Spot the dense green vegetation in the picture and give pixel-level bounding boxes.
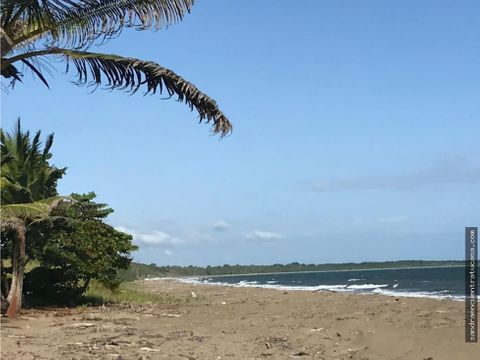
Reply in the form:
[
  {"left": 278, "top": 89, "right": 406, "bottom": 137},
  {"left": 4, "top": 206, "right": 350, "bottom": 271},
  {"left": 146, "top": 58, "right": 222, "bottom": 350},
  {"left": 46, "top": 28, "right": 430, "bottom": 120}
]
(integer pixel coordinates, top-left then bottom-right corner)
[
  {"left": 1, "top": 121, "right": 137, "bottom": 314},
  {"left": 23, "top": 192, "right": 137, "bottom": 305},
  {"left": 121, "top": 260, "right": 465, "bottom": 279}
]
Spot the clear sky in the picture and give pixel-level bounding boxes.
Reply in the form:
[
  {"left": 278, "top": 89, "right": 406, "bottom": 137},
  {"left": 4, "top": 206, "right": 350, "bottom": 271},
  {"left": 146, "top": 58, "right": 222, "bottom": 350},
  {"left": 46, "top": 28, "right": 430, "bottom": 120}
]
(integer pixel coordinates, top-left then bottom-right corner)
[{"left": 1, "top": 0, "right": 479, "bottom": 266}]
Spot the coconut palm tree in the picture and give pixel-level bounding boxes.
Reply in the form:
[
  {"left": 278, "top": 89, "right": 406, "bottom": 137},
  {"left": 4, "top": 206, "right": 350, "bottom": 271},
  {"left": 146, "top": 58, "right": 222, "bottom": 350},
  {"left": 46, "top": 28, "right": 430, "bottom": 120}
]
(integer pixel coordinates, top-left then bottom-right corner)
[
  {"left": 0, "top": 0, "right": 232, "bottom": 136},
  {"left": 1, "top": 197, "right": 71, "bottom": 317},
  {"left": 1, "top": 120, "right": 69, "bottom": 317}
]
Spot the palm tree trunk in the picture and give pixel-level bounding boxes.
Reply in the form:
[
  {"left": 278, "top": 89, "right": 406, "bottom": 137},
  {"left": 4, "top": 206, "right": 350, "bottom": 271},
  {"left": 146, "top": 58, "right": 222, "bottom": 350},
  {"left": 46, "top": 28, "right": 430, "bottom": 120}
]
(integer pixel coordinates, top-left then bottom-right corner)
[
  {"left": 1, "top": 260, "right": 10, "bottom": 313},
  {"left": 5, "top": 221, "right": 26, "bottom": 318}
]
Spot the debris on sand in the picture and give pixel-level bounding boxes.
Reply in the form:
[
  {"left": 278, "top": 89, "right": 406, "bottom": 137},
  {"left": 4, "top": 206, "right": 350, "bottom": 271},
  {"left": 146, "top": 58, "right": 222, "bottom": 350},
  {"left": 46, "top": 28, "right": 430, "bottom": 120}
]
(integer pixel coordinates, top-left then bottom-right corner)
[
  {"left": 68, "top": 322, "right": 95, "bottom": 328},
  {"left": 140, "top": 347, "right": 160, "bottom": 352},
  {"left": 161, "top": 313, "right": 182, "bottom": 318}
]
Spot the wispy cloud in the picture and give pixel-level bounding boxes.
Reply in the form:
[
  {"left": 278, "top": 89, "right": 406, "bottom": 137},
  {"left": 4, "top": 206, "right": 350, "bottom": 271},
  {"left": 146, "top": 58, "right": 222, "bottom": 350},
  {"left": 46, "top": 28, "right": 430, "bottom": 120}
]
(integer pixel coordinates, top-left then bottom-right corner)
[
  {"left": 246, "top": 230, "right": 283, "bottom": 242},
  {"left": 377, "top": 216, "right": 408, "bottom": 223},
  {"left": 312, "top": 160, "right": 480, "bottom": 192},
  {"left": 116, "top": 226, "right": 184, "bottom": 247},
  {"left": 212, "top": 220, "right": 232, "bottom": 231}
]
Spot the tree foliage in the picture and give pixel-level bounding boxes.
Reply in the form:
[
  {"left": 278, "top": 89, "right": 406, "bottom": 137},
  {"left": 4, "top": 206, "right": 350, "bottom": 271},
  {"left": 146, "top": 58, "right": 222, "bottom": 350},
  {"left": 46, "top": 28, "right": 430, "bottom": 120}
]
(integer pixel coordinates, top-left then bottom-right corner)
[
  {"left": 1, "top": 121, "right": 137, "bottom": 313},
  {"left": 1, "top": 119, "right": 66, "bottom": 204},
  {"left": 24, "top": 192, "right": 138, "bottom": 304},
  {"left": 1, "top": 120, "right": 70, "bottom": 316}
]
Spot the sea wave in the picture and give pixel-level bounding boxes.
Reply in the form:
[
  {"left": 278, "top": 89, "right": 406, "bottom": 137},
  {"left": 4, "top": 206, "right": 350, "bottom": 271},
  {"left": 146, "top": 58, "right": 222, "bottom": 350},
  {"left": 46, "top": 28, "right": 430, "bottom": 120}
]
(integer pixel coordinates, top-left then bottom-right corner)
[
  {"left": 371, "top": 288, "right": 464, "bottom": 301},
  {"left": 176, "top": 277, "right": 350, "bottom": 292},
  {"left": 172, "top": 277, "right": 468, "bottom": 301}
]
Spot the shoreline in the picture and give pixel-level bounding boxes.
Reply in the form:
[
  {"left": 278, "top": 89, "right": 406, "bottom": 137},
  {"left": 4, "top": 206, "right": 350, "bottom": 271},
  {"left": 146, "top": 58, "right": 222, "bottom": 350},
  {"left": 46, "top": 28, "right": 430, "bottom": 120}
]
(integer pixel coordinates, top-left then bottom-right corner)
[
  {"left": 2, "top": 277, "right": 477, "bottom": 359},
  {"left": 170, "top": 278, "right": 467, "bottom": 302},
  {"left": 147, "top": 267, "right": 468, "bottom": 302}
]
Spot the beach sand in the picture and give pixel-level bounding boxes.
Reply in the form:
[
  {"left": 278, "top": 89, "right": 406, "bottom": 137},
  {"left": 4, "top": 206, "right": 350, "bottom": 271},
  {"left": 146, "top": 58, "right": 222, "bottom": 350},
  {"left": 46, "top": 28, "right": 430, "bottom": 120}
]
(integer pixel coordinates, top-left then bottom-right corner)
[{"left": 1, "top": 279, "right": 478, "bottom": 359}]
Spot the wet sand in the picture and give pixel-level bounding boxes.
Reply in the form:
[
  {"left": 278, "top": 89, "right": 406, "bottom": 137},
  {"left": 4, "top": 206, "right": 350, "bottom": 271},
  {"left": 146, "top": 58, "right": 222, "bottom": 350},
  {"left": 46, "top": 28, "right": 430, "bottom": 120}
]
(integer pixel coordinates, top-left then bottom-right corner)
[{"left": 1, "top": 279, "right": 478, "bottom": 359}]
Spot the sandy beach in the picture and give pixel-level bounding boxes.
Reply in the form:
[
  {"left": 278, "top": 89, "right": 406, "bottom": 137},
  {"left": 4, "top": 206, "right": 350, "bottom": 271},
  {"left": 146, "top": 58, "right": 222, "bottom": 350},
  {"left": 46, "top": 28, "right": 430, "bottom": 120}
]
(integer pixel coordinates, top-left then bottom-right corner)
[{"left": 1, "top": 279, "right": 478, "bottom": 359}]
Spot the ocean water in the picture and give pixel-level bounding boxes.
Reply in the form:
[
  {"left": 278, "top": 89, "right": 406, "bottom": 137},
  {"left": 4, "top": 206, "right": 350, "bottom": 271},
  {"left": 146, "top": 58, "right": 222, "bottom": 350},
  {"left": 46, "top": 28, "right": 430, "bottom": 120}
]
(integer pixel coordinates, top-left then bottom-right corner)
[{"left": 177, "top": 266, "right": 477, "bottom": 301}]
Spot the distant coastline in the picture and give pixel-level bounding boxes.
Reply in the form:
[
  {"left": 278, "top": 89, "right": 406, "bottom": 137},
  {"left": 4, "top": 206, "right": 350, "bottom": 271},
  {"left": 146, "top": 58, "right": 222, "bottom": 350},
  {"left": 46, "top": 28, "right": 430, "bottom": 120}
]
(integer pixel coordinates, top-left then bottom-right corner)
[
  {"left": 182, "top": 264, "right": 465, "bottom": 279},
  {"left": 120, "top": 260, "right": 465, "bottom": 281},
  {"left": 172, "top": 264, "right": 471, "bottom": 302}
]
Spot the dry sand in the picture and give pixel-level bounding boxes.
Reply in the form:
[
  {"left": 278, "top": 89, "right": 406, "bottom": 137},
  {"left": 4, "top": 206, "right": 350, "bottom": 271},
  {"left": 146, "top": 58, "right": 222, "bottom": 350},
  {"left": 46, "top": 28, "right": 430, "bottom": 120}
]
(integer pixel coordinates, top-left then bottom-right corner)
[{"left": 1, "top": 279, "right": 478, "bottom": 359}]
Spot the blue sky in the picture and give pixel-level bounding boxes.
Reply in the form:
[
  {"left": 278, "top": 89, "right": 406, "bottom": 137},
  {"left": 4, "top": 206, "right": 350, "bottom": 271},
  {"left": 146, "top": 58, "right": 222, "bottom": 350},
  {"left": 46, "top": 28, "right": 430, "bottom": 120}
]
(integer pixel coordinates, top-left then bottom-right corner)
[{"left": 1, "top": 0, "right": 479, "bottom": 265}]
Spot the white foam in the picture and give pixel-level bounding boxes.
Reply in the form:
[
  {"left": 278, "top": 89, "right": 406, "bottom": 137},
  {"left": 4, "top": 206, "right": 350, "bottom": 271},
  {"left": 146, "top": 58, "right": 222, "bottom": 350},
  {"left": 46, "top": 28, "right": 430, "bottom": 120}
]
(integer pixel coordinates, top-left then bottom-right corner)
[
  {"left": 238, "top": 280, "right": 259, "bottom": 285},
  {"left": 347, "top": 284, "right": 389, "bottom": 290},
  {"left": 166, "top": 277, "right": 469, "bottom": 301},
  {"left": 175, "top": 277, "right": 349, "bottom": 292},
  {"left": 371, "top": 288, "right": 465, "bottom": 301},
  {"left": 347, "top": 278, "right": 363, "bottom": 282}
]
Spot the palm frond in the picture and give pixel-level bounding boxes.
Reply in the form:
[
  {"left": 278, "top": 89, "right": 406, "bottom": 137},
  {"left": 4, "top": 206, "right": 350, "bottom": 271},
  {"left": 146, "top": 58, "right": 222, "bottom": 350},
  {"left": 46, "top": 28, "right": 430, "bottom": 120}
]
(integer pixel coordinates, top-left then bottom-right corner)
[
  {"left": 3, "top": 48, "right": 232, "bottom": 135},
  {"left": 0, "top": 62, "right": 22, "bottom": 82},
  {"left": 7, "top": 0, "right": 195, "bottom": 50},
  {"left": 0, "top": 196, "right": 71, "bottom": 222},
  {"left": 1, "top": 119, "right": 66, "bottom": 203},
  {"left": 1, "top": 201, "right": 51, "bottom": 221},
  {"left": 70, "top": 49, "right": 232, "bottom": 135},
  {"left": 56, "top": 0, "right": 194, "bottom": 49},
  {"left": 1, "top": 148, "right": 15, "bottom": 165},
  {"left": 0, "top": 129, "right": 16, "bottom": 166},
  {"left": 21, "top": 59, "right": 50, "bottom": 87},
  {"left": 43, "top": 133, "right": 54, "bottom": 158},
  {"left": 1, "top": 25, "right": 15, "bottom": 55},
  {"left": 1, "top": 1, "right": 75, "bottom": 30},
  {"left": 1, "top": 176, "right": 33, "bottom": 203}
]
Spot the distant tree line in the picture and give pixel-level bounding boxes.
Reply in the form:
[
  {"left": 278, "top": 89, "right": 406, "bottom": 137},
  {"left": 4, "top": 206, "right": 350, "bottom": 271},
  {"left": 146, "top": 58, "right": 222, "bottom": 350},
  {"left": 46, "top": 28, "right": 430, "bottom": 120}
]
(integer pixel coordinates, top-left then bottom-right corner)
[{"left": 120, "top": 260, "right": 465, "bottom": 280}]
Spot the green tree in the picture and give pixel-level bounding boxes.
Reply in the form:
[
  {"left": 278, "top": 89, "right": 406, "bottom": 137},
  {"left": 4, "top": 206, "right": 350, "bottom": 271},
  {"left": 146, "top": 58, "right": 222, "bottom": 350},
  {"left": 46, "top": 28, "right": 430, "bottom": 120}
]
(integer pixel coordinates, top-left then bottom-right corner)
[
  {"left": 0, "top": 0, "right": 232, "bottom": 136},
  {"left": 24, "top": 192, "right": 138, "bottom": 304}
]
